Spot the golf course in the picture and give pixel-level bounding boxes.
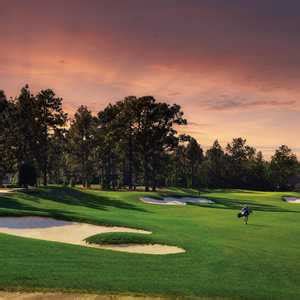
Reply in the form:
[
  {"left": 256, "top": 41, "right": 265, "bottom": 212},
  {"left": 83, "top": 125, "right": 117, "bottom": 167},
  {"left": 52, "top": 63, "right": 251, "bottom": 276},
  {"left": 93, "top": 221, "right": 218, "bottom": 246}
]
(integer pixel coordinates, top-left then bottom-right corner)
[{"left": 0, "top": 187, "right": 299, "bottom": 300}]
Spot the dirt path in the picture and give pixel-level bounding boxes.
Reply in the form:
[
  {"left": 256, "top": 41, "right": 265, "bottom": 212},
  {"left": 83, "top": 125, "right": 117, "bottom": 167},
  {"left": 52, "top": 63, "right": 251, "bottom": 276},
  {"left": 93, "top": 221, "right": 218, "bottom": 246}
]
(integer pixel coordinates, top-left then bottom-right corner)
[{"left": 0, "top": 292, "right": 175, "bottom": 300}]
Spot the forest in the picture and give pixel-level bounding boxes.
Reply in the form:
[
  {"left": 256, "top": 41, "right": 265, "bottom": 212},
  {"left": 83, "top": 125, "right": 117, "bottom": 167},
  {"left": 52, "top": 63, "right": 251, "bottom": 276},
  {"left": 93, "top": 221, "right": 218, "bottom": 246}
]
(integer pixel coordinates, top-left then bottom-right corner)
[{"left": 0, "top": 85, "right": 299, "bottom": 191}]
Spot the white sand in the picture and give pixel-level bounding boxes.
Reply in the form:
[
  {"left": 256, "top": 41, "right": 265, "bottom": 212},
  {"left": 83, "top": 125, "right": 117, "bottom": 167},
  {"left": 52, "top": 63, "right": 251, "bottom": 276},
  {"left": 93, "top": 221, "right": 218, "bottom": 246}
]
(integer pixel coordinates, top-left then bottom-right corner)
[
  {"left": 0, "top": 217, "right": 184, "bottom": 255},
  {"left": 140, "top": 196, "right": 214, "bottom": 206},
  {"left": 0, "top": 189, "right": 13, "bottom": 194},
  {"left": 96, "top": 244, "right": 185, "bottom": 255},
  {"left": 283, "top": 197, "right": 300, "bottom": 203},
  {"left": 0, "top": 188, "right": 35, "bottom": 194}
]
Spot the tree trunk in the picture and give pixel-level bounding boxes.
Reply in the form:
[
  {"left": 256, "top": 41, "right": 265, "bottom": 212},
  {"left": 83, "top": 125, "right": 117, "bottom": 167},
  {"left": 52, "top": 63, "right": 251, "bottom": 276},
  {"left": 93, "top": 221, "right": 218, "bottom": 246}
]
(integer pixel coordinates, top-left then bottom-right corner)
[
  {"left": 42, "top": 121, "right": 48, "bottom": 186},
  {"left": 191, "top": 164, "right": 194, "bottom": 188},
  {"left": 111, "top": 152, "right": 117, "bottom": 190},
  {"left": 127, "top": 135, "right": 133, "bottom": 190},
  {"left": 144, "top": 156, "right": 149, "bottom": 192},
  {"left": 43, "top": 165, "right": 47, "bottom": 186}
]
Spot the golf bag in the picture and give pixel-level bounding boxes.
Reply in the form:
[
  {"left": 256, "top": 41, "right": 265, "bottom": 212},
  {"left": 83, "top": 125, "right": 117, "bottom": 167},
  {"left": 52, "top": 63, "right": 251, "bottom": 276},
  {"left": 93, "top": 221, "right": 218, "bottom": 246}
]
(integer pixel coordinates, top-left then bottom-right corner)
[{"left": 237, "top": 207, "right": 252, "bottom": 218}]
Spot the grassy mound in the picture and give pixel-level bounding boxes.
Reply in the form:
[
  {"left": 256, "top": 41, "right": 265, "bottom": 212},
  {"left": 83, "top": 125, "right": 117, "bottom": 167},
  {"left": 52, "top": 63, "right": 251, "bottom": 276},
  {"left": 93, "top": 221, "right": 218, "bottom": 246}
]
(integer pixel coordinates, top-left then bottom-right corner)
[{"left": 85, "top": 232, "right": 157, "bottom": 245}]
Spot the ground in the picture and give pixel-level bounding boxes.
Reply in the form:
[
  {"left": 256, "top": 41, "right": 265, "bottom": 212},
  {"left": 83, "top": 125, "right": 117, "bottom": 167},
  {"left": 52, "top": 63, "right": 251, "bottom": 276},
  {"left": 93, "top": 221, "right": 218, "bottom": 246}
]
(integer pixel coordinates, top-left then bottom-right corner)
[{"left": 0, "top": 187, "right": 299, "bottom": 300}]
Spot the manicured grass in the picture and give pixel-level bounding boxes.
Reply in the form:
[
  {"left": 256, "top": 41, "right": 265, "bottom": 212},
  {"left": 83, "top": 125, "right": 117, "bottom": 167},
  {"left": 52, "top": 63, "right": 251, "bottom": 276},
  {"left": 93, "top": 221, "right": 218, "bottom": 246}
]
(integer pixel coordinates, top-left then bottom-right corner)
[
  {"left": 85, "top": 232, "right": 157, "bottom": 245},
  {"left": 0, "top": 187, "right": 300, "bottom": 299}
]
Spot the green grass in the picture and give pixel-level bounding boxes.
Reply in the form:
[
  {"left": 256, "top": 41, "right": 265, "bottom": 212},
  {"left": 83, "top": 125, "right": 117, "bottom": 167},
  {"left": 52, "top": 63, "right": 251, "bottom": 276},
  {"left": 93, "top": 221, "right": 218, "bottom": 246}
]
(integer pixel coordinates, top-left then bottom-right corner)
[
  {"left": 85, "top": 232, "right": 157, "bottom": 245},
  {"left": 0, "top": 186, "right": 300, "bottom": 299}
]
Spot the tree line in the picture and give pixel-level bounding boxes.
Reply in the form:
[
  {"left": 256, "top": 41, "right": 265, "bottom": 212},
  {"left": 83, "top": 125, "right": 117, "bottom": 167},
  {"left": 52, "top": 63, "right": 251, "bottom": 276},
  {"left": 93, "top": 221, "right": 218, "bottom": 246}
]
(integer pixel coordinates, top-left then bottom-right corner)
[{"left": 0, "top": 85, "right": 299, "bottom": 191}]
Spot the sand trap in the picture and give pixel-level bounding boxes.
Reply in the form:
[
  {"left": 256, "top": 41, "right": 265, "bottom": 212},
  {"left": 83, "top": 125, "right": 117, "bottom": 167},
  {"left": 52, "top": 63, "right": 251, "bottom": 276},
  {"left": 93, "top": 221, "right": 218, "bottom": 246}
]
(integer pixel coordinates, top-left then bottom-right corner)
[
  {"left": 141, "top": 196, "right": 214, "bottom": 206},
  {"left": 0, "top": 187, "right": 35, "bottom": 194},
  {"left": 97, "top": 244, "right": 185, "bottom": 255},
  {"left": 0, "top": 189, "right": 13, "bottom": 194},
  {"left": 283, "top": 197, "right": 300, "bottom": 203},
  {"left": 0, "top": 217, "right": 184, "bottom": 255}
]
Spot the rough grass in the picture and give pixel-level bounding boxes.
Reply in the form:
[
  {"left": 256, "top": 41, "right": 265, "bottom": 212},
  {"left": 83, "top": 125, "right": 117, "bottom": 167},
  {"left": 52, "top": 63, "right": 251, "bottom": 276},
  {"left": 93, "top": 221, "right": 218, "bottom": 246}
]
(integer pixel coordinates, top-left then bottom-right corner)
[
  {"left": 0, "top": 186, "right": 299, "bottom": 299},
  {"left": 85, "top": 232, "right": 157, "bottom": 245}
]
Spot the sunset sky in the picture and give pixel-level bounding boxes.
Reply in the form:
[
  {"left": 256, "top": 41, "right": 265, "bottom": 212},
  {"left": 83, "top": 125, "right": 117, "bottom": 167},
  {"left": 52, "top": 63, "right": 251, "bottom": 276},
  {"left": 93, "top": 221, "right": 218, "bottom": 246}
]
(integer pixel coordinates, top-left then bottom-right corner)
[{"left": 1, "top": 0, "right": 300, "bottom": 158}]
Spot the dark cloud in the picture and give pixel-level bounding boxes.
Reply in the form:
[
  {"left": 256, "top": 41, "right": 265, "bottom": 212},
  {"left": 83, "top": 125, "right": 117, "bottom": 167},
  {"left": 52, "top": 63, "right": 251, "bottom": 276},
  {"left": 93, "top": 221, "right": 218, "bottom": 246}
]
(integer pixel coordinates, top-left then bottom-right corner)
[
  {"left": 2, "top": 0, "right": 300, "bottom": 89},
  {"left": 185, "top": 122, "right": 211, "bottom": 127}
]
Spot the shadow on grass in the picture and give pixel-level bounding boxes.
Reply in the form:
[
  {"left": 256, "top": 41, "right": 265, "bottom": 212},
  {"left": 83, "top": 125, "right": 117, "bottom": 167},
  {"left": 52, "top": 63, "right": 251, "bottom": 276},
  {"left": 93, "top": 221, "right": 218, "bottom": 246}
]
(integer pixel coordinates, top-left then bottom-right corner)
[
  {"left": 159, "top": 188, "right": 299, "bottom": 213},
  {"left": 198, "top": 188, "right": 271, "bottom": 194},
  {"left": 19, "top": 187, "right": 148, "bottom": 213},
  {"left": 0, "top": 195, "right": 67, "bottom": 220},
  {"left": 0, "top": 193, "right": 148, "bottom": 228},
  {"left": 188, "top": 197, "right": 299, "bottom": 213},
  {"left": 159, "top": 187, "right": 271, "bottom": 197},
  {"left": 147, "top": 189, "right": 297, "bottom": 213},
  {"left": 0, "top": 187, "right": 150, "bottom": 227},
  {"left": 0, "top": 195, "right": 37, "bottom": 211}
]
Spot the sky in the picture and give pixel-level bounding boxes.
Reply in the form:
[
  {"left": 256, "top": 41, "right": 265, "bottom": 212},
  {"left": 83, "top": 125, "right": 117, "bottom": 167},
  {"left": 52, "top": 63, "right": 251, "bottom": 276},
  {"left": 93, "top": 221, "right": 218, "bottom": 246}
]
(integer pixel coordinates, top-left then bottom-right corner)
[{"left": 1, "top": 0, "right": 300, "bottom": 158}]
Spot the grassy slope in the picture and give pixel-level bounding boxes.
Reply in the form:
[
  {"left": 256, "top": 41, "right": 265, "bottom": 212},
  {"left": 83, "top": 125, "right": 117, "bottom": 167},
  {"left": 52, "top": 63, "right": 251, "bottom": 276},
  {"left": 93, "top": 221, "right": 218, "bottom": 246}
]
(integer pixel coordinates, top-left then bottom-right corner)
[
  {"left": 0, "top": 187, "right": 299, "bottom": 300},
  {"left": 85, "top": 232, "right": 159, "bottom": 245}
]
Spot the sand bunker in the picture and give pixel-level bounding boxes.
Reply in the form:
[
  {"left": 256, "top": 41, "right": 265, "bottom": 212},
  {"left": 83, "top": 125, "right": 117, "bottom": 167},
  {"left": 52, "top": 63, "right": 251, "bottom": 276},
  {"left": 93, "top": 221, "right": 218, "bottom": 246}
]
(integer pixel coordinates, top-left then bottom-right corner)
[
  {"left": 97, "top": 244, "right": 185, "bottom": 255},
  {"left": 283, "top": 197, "right": 300, "bottom": 203},
  {"left": 0, "top": 217, "right": 184, "bottom": 255},
  {"left": 141, "top": 196, "right": 214, "bottom": 206},
  {"left": 0, "top": 189, "right": 13, "bottom": 194},
  {"left": 0, "top": 187, "right": 35, "bottom": 194}
]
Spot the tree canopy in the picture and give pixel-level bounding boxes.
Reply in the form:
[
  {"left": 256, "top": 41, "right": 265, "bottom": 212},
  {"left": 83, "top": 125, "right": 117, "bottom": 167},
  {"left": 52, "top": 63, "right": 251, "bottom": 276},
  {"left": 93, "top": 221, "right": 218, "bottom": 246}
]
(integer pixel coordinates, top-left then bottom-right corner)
[{"left": 0, "top": 85, "right": 299, "bottom": 191}]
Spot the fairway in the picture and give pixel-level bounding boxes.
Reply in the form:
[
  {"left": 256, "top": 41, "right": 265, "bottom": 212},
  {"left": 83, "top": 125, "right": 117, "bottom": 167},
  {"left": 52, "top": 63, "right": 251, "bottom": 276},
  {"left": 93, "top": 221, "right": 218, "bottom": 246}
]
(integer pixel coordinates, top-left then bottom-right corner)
[{"left": 0, "top": 187, "right": 300, "bottom": 300}]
